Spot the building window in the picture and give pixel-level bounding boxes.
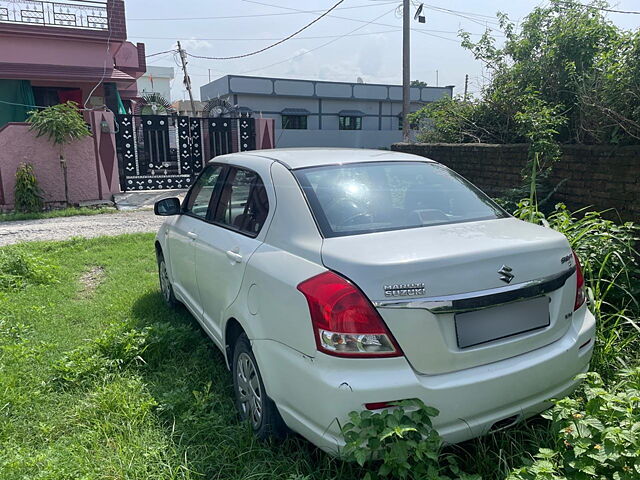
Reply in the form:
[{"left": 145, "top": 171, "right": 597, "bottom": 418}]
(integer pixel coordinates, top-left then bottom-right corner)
[
  {"left": 282, "top": 115, "right": 307, "bottom": 129},
  {"left": 339, "top": 116, "right": 362, "bottom": 130}
]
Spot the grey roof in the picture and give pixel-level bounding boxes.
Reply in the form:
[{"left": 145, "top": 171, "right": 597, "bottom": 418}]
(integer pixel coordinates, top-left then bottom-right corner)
[
  {"left": 281, "top": 108, "right": 311, "bottom": 115},
  {"left": 201, "top": 75, "right": 454, "bottom": 103},
  {"left": 220, "top": 148, "right": 436, "bottom": 170},
  {"left": 338, "top": 109, "right": 366, "bottom": 116}
]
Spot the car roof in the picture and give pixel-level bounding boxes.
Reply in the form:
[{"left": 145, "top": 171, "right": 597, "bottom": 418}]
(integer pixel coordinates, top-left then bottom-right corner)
[{"left": 216, "top": 148, "right": 435, "bottom": 170}]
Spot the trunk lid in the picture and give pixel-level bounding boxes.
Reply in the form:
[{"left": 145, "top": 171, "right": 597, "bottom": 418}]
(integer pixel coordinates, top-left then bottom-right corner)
[{"left": 320, "top": 218, "right": 577, "bottom": 375}]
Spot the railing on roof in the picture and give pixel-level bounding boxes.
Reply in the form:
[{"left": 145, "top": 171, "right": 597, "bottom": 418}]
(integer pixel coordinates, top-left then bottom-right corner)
[{"left": 0, "top": 0, "right": 108, "bottom": 31}]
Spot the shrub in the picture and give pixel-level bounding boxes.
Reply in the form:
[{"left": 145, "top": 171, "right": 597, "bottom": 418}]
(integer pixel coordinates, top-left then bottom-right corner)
[
  {"left": 0, "top": 247, "right": 58, "bottom": 291},
  {"left": 513, "top": 201, "right": 640, "bottom": 375},
  {"left": 14, "top": 163, "right": 43, "bottom": 213},
  {"left": 508, "top": 369, "right": 640, "bottom": 480},
  {"left": 341, "top": 399, "right": 480, "bottom": 480}
]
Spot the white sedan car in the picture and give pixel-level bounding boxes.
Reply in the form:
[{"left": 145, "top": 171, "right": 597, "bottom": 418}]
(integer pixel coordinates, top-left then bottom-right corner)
[{"left": 154, "top": 148, "right": 595, "bottom": 453}]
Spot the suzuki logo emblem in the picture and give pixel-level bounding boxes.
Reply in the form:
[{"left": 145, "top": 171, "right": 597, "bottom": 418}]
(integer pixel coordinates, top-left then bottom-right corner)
[{"left": 498, "top": 265, "right": 515, "bottom": 284}]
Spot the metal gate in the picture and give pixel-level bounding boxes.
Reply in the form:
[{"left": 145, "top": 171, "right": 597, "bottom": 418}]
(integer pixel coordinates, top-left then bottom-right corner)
[{"left": 115, "top": 115, "right": 256, "bottom": 191}]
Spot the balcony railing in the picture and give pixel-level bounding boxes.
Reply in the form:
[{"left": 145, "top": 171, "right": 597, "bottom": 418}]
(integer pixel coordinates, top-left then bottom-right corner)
[{"left": 0, "top": 0, "right": 108, "bottom": 31}]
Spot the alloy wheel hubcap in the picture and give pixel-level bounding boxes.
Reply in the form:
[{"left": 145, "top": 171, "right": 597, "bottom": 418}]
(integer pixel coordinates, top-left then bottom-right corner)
[
  {"left": 159, "top": 260, "right": 171, "bottom": 302},
  {"left": 236, "top": 352, "right": 262, "bottom": 428}
]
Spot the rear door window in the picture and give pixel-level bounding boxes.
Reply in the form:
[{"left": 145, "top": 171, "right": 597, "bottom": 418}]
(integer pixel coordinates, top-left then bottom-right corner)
[{"left": 212, "top": 167, "right": 269, "bottom": 236}]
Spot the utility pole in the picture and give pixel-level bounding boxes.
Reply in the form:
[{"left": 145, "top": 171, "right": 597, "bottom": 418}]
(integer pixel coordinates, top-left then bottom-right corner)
[
  {"left": 177, "top": 41, "right": 197, "bottom": 116},
  {"left": 402, "top": 0, "right": 410, "bottom": 143},
  {"left": 463, "top": 74, "right": 469, "bottom": 101},
  {"left": 436, "top": 69, "right": 439, "bottom": 87}
]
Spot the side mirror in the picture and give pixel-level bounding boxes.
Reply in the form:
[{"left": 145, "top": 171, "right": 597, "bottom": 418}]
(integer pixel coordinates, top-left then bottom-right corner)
[{"left": 154, "top": 197, "right": 181, "bottom": 216}]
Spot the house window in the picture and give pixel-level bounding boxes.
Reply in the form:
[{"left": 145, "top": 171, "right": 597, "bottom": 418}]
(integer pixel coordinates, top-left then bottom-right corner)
[
  {"left": 282, "top": 115, "right": 307, "bottom": 129},
  {"left": 339, "top": 116, "right": 362, "bottom": 130}
]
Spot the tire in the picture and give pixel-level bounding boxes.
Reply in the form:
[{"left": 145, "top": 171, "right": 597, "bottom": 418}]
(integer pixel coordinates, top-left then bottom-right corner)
[
  {"left": 232, "top": 333, "right": 287, "bottom": 440},
  {"left": 157, "top": 251, "right": 178, "bottom": 308}
]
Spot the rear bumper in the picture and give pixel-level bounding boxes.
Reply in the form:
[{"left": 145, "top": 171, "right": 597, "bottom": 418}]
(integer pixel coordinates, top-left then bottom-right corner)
[{"left": 252, "top": 306, "right": 595, "bottom": 454}]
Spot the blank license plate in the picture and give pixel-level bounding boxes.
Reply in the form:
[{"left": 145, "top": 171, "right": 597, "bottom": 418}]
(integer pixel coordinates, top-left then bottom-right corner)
[{"left": 455, "top": 296, "right": 550, "bottom": 348}]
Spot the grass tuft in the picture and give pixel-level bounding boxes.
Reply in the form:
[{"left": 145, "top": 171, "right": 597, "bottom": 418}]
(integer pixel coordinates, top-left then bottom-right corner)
[{"left": 0, "top": 206, "right": 117, "bottom": 222}]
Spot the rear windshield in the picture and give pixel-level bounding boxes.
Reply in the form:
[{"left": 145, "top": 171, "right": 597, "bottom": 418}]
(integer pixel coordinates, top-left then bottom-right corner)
[{"left": 294, "top": 161, "right": 508, "bottom": 238}]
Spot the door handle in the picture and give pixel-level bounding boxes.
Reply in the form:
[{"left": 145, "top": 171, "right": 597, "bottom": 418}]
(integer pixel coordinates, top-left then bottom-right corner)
[
  {"left": 187, "top": 231, "right": 198, "bottom": 240},
  {"left": 226, "top": 249, "right": 243, "bottom": 263}
]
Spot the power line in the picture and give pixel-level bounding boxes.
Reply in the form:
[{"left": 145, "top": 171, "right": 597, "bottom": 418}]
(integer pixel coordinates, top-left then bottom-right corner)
[
  {"left": 558, "top": 1, "right": 640, "bottom": 15},
  {"left": 146, "top": 49, "right": 177, "bottom": 58},
  {"left": 186, "top": 0, "right": 346, "bottom": 60},
  {"left": 128, "top": 26, "right": 499, "bottom": 43},
  {"left": 238, "top": 6, "right": 398, "bottom": 75},
  {"left": 129, "top": 29, "right": 401, "bottom": 42},
  {"left": 128, "top": 1, "right": 397, "bottom": 21},
  {"left": 238, "top": 0, "right": 502, "bottom": 40}
]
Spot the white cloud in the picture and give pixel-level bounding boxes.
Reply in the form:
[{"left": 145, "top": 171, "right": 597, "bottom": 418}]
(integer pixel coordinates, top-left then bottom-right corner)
[{"left": 180, "top": 37, "right": 212, "bottom": 51}]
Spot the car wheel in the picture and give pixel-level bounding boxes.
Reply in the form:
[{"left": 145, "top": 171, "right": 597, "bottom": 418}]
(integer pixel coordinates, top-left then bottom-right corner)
[
  {"left": 232, "top": 333, "right": 286, "bottom": 440},
  {"left": 157, "top": 252, "right": 178, "bottom": 308}
]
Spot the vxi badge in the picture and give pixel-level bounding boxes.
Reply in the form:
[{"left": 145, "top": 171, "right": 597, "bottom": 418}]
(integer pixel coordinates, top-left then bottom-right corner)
[{"left": 383, "top": 283, "right": 426, "bottom": 297}]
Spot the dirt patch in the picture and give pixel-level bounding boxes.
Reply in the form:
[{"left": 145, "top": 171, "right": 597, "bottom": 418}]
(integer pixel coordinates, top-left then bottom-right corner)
[{"left": 78, "top": 266, "right": 106, "bottom": 298}]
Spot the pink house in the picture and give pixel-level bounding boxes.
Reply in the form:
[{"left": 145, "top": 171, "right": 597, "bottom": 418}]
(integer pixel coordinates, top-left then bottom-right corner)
[{"left": 0, "top": 0, "right": 145, "bottom": 209}]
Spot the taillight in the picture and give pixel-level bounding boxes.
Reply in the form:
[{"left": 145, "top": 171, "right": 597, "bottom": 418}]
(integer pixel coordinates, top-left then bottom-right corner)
[
  {"left": 297, "top": 271, "right": 402, "bottom": 358},
  {"left": 573, "top": 250, "right": 586, "bottom": 310}
]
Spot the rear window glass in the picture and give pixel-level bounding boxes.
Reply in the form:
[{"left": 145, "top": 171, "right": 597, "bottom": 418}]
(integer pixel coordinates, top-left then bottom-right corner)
[{"left": 294, "top": 161, "right": 507, "bottom": 238}]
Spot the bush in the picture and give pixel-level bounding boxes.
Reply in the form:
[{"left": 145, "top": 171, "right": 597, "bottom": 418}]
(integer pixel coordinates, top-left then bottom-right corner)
[
  {"left": 341, "top": 399, "right": 480, "bottom": 480},
  {"left": 513, "top": 201, "right": 640, "bottom": 375},
  {"left": 14, "top": 163, "right": 43, "bottom": 213},
  {"left": 508, "top": 369, "right": 640, "bottom": 480},
  {"left": 0, "top": 247, "right": 57, "bottom": 291}
]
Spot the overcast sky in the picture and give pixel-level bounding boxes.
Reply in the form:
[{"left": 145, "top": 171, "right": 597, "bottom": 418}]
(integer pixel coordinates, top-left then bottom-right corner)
[{"left": 125, "top": 1, "right": 640, "bottom": 101}]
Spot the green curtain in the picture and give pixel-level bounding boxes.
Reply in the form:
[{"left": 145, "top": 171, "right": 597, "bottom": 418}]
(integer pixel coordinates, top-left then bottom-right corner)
[
  {"left": 0, "top": 80, "right": 36, "bottom": 128},
  {"left": 115, "top": 88, "right": 126, "bottom": 115}
]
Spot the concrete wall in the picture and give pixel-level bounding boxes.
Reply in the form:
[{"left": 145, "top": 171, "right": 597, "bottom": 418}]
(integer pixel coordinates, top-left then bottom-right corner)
[
  {"left": 0, "top": 111, "right": 120, "bottom": 210},
  {"left": 392, "top": 143, "right": 640, "bottom": 222}
]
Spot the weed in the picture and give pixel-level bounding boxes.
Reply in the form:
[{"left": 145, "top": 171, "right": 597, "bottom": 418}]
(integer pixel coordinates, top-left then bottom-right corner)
[
  {"left": 341, "top": 399, "right": 480, "bottom": 480},
  {"left": 0, "top": 247, "right": 58, "bottom": 291},
  {"left": 14, "top": 163, "right": 43, "bottom": 213},
  {"left": 508, "top": 369, "right": 640, "bottom": 479}
]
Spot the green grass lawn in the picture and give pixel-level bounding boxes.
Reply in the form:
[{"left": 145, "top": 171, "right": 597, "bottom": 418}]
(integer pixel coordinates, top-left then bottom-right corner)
[
  {"left": 0, "top": 234, "right": 584, "bottom": 479},
  {"left": 0, "top": 207, "right": 117, "bottom": 222}
]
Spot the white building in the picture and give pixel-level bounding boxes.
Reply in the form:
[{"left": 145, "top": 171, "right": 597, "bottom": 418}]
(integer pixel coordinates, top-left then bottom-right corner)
[
  {"left": 138, "top": 66, "right": 174, "bottom": 101},
  {"left": 200, "top": 75, "right": 453, "bottom": 149}
]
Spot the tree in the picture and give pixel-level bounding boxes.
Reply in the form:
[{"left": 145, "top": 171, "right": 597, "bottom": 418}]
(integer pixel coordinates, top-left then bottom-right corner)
[
  {"left": 411, "top": 0, "right": 640, "bottom": 146},
  {"left": 27, "top": 102, "right": 91, "bottom": 206},
  {"left": 410, "top": 80, "right": 428, "bottom": 87}
]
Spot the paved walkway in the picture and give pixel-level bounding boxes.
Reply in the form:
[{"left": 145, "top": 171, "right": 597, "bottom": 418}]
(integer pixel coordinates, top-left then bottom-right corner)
[{"left": 0, "top": 210, "right": 165, "bottom": 246}]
